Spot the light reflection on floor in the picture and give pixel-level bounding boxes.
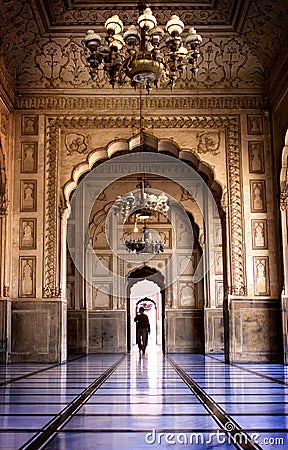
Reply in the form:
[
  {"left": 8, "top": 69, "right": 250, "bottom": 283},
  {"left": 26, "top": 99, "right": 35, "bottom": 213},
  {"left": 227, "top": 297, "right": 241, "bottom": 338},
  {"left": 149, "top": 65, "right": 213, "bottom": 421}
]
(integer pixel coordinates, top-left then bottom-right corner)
[{"left": 0, "top": 347, "right": 288, "bottom": 449}]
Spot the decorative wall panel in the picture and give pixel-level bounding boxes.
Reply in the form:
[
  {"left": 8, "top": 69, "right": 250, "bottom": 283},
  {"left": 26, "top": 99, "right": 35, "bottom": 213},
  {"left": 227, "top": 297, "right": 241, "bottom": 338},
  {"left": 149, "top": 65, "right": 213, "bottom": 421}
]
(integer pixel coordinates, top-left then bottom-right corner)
[
  {"left": 253, "top": 256, "right": 270, "bottom": 296},
  {"left": 66, "top": 281, "right": 75, "bottom": 309},
  {"left": 12, "top": 311, "right": 49, "bottom": 353},
  {"left": 178, "top": 281, "right": 197, "bottom": 308},
  {"left": 21, "top": 115, "right": 38, "bottom": 135},
  {"left": 21, "top": 143, "right": 38, "bottom": 173},
  {"left": 248, "top": 141, "right": 265, "bottom": 173},
  {"left": 19, "top": 257, "right": 36, "bottom": 298},
  {"left": 92, "top": 255, "right": 112, "bottom": 276},
  {"left": 250, "top": 180, "right": 267, "bottom": 213},
  {"left": 215, "top": 281, "right": 224, "bottom": 307},
  {"left": 251, "top": 219, "right": 268, "bottom": 249},
  {"left": 92, "top": 283, "right": 112, "bottom": 309},
  {"left": 19, "top": 219, "right": 36, "bottom": 250},
  {"left": 247, "top": 114, "right": 263, "bottom": 135},
  {"left": 20, "top": 181, "right": 37, "bottom": 212}
]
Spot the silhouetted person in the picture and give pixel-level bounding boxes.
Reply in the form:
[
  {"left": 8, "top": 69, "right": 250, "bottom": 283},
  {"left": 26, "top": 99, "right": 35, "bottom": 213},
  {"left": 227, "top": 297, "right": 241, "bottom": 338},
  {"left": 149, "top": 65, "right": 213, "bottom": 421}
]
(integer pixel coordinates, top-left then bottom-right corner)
[{"left": 134, "top": 306, "right": 150, "bottom": 354}]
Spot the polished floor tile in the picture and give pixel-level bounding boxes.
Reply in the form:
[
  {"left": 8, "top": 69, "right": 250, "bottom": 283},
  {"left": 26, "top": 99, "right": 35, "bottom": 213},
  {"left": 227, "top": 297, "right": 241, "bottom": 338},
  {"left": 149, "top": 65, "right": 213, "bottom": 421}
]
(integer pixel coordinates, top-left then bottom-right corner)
[{"left": 1, "top": 350, "right": 288, "bottom": 449}]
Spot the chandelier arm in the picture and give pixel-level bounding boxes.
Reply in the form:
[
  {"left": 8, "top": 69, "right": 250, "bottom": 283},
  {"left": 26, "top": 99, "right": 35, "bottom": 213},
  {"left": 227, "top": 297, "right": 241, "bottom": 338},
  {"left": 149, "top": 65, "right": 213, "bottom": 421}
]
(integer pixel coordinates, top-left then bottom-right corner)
[{"left": 84, "top": 3, "right": 202, "bottom": 91}]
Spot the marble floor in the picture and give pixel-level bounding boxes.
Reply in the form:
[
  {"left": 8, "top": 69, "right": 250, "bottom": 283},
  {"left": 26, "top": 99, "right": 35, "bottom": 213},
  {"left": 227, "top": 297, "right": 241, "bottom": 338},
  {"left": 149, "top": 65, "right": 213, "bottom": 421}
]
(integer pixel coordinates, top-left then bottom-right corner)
[{"left": 1, "top": 347, "right": 288, "bottom": 449}]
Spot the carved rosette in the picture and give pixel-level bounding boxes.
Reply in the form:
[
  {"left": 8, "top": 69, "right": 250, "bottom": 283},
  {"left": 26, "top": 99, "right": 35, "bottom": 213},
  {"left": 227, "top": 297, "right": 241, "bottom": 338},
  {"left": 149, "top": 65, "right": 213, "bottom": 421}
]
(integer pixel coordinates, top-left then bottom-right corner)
[{"left": 44, "top": 114, "right": 245, "bottom": 298}]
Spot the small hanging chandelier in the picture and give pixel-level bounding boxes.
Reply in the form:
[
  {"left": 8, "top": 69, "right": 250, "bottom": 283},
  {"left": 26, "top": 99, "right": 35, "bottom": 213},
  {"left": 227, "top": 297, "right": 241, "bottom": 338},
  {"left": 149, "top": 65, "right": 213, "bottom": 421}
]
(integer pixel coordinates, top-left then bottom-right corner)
[
  {"left": 113, "top": 178, "right": 168, "bottom": 254},
  {"left": 84, "top": 2, "right": 202, "bottom": 91},
  {"left": 125, "top": 226, "right": 165, "bottom": 254},
  {"left": 113, "top": 178, "right": 169, "bottom": 221}
]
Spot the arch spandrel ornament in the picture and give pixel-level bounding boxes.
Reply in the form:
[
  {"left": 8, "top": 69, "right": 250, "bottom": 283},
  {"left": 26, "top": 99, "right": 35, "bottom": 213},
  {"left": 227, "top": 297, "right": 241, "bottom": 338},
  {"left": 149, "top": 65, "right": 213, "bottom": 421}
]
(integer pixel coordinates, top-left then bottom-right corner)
[{"left": 45, "top": 115, "right": 245, "bottom": 298}]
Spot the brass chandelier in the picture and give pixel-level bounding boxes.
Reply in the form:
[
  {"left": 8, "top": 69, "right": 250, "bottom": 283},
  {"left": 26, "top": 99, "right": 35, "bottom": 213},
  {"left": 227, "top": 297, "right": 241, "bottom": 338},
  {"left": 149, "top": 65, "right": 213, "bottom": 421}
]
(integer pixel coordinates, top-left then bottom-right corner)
[{"left": 84, "top": 2, "right": 202, "bottom": 91}]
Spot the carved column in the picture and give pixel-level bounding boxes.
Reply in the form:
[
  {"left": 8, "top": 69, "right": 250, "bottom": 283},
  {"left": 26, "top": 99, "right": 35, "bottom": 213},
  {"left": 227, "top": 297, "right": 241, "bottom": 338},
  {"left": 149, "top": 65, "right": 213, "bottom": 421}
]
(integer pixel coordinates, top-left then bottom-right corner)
[
  {"left": 281, "top": 189, "right": 288, "bottom": 363},
  {"left": 0, "top": 193, "right": 10, "bottom": 363}
]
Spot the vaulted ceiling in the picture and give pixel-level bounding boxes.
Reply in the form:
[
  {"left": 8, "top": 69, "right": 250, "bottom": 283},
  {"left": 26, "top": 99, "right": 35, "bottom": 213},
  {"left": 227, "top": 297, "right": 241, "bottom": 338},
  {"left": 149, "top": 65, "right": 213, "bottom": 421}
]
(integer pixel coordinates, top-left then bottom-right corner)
[{"left": 1, "top": 0, "right": 288, "bottom": 106}]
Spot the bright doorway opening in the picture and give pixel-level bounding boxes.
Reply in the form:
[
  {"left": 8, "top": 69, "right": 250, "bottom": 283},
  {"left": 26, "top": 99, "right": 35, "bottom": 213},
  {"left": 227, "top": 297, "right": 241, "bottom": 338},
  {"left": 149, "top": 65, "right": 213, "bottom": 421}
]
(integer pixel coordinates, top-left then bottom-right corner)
[{"left": 130, "top": 280, "right": 162, "bottom": 352}]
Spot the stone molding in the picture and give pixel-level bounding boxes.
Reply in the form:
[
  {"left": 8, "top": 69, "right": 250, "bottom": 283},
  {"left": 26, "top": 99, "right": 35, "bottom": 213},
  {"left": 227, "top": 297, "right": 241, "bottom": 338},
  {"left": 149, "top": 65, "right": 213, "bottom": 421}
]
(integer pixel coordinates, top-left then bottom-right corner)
[
  {"left": 15, "top": 95, "right": 265, "bottom": 111},
  {"left": 45, "top": 114, "right": 246, "bottom": 297}
]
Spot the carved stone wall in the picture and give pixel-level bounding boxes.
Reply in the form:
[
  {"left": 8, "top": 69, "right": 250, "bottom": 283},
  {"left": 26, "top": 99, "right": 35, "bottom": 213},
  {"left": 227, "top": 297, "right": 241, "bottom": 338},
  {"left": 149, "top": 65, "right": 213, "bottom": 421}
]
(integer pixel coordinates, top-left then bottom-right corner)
[
  {"left": 2, "top": 0, "right": 287, "bottom": 96},
  {"left": 44, "top": 112, "right": 245, "bottom": 298},
  {"left": 5, "top": 88, "right": 282, "bottom": 362},
  {"left": 0, "top": 0, "right": 287, "bottom": 362}
]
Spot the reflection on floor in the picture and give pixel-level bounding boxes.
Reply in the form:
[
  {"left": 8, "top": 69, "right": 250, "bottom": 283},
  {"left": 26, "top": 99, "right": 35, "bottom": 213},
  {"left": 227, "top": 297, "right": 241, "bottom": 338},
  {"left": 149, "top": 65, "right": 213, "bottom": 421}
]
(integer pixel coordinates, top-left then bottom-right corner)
[{"left": 1, "top": 345, "right": 288, "bottom": 449}]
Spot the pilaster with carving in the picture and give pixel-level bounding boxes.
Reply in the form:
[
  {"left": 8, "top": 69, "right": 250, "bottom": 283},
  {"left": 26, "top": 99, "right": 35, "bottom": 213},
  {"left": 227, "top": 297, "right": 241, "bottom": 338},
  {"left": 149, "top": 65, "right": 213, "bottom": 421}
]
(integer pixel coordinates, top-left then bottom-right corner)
[{"left": 44, "top": 118, "right": 60, "bottom": 297}]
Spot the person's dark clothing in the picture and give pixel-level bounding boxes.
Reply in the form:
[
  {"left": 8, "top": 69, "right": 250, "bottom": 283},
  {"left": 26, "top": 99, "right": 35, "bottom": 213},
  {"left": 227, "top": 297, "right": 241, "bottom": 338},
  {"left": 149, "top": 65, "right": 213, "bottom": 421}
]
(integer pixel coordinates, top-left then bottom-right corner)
[
  {"left": 134, "top": 312, "right": 150, "bottom": 353},
  {"left": 134, "top": 313, "right": 150, "bottom": 332}
]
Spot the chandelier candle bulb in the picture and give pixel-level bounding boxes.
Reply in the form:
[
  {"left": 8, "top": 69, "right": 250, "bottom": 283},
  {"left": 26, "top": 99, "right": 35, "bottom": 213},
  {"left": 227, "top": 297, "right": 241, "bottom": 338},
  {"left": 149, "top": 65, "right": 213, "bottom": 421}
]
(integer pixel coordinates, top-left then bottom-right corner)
[
  {"left": 104, "top": 15, "right": 124, "bottom": 35},
  {"left": 137, "top": 7, "right": 157, "bottom": 31},
  {"left": 166, "top": 15, "right": 185, "bottom": 36}
]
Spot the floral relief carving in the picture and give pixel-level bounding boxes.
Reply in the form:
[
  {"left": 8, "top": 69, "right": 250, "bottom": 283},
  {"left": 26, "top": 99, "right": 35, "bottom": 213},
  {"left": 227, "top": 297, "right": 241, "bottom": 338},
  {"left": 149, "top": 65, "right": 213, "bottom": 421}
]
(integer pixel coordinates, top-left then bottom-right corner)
[
  {"left": 2, "top": 0, "right": 286, "bottom": 92},
  {"left": 44, "top": 119, "right": 59, "bottom": 297},
  {"left": 0, "top": 0, "right": 264, "bottom": 92},
  {"left": 243, "top": 0, "right": 288, "bottom": 70},
  {"left": 65, "top": 133, "right": 88, "bottom": 155},
  {"left": 39, "top": 1, "right": 232, "bottom": 27},
  {"left": 14, "top": 34, "right": 264, "bottom": 90},
  {"left": 196, "top": 130, "right": 221, "bottom": 155}
]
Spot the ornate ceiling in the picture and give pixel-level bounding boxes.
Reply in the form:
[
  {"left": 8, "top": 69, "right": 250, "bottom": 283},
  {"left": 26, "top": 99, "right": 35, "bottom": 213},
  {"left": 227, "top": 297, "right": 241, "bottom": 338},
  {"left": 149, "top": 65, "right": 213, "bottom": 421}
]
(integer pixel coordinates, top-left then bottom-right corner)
[{"left": 0, "top": 0, "right": 288, "bottom": 100}]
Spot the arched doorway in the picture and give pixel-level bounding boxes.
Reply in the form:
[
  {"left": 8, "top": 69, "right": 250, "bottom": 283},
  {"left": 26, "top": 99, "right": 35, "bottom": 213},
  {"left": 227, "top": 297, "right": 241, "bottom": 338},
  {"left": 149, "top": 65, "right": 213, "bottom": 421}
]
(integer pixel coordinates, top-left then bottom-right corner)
[
  {"left": 127, "top": 266, "right": 165, "bottom": 353},
  {"left": 64, "top": 146, "right": 225, "bottom": 357},
  {"left": 135, "top": 297, "right": 159, "bottom": 348}
]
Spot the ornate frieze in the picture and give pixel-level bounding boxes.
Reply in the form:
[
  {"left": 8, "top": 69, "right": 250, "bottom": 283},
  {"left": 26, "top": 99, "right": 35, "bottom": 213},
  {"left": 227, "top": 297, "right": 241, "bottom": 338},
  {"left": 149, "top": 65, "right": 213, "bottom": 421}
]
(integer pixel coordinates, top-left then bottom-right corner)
[{"left": 15, "top": 95, "right": 265, "bottom": 111}]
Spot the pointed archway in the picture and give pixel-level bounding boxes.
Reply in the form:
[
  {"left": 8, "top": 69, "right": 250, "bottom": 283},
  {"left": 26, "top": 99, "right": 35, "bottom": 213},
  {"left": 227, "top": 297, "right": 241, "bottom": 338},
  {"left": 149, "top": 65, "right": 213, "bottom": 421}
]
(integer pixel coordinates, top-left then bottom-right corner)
[
  {"left": 61, "top": 135, "right": 226, "bottom": 357},
  {"left": 127, "top": 266, "right": 165, "bottom": 353}
]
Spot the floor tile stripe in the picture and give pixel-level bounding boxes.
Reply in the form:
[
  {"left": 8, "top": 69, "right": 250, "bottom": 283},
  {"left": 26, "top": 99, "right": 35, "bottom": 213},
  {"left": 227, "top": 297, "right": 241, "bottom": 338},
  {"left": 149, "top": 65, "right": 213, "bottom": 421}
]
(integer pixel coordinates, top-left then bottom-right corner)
[
  {"left": 18, "top": 355, "right": 125, "bottom": 450},
  {"left": 168, "top": 355, "right": 263, "bottom": 450}
]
